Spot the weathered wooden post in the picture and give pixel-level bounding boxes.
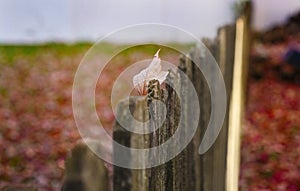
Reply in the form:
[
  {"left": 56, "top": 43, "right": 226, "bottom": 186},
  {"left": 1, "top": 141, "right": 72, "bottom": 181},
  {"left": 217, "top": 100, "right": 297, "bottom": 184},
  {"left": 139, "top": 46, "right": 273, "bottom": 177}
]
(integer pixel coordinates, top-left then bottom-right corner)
[
  {"left": 99, "top": 4, "right": 252, "bottom": 189},
  {"left": 62, "top": 3, "right": 253, "bottom": 190},
  {"left": 61, "top": 142, "right": 109, "bottom": 191},
  {"left": 226, "top": 2, "right": 251, "bottom": 191},
  {"left": 211, "top": 24, "right": 236, "bottom": 191},
  {"left": 112, "top": 36, "right": 237, "bottom": 191},
  {"left": 113, "top": 80, "right": 167, "bottom": 191},
  {"left": 148, "top": 80, "right": 171, "bottom": 191},
  {"left": 113, "top": 96, "right": 150, "bottom": 191}
]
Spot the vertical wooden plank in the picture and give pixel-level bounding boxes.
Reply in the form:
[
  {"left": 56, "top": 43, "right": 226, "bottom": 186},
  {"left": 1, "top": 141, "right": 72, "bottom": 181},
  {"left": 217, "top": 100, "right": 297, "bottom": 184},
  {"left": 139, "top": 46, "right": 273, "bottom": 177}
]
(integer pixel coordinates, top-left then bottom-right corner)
[
  {"left": 226, "top": 2, "right": 251, "bottom": 191},
  {"left": 178, "top": 54, "right": 196, "bottom": 191},
  {"left": 163, "top": 73, "right": 176, "bottom": 191},
  {"left": 62, "top": 142, "right": 109, "bottom": 191},
  {"left": 167, "top": 66, "right": 184, "bottom": 191},
  {"left": 211, "top": 25, "right": 236, "bottom": 191},
  {"left": 113, "top": 96, "right": 150, "bottom": 191},
  {"left": 190, "top": 47, "right": 202, "bottom": 191},
  {"left": 200, "top": 39, "right": 217, "bottom": 191},
  {"left": 113, "top": 99, "right": 134, "bottom": 191},
  {"left": 131, "top": 97, "right": 150, "bottom": 191},
  {"left": 148, "top": 80, "right": 169, "bottom": 191},
  {"left": 184, "top": 53, "right": 197, "bottom": 191}
]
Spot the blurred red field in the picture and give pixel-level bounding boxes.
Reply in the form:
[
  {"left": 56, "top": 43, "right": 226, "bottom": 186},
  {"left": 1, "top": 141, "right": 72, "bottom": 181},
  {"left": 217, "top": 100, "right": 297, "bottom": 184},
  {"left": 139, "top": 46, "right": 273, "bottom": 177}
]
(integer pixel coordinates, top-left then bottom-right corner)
[
  {"left": 240, "top": 31, "right": 300, "bottom": 190},
  {"left": 0, "top": 43, "right": 184, "bottom": 190}
]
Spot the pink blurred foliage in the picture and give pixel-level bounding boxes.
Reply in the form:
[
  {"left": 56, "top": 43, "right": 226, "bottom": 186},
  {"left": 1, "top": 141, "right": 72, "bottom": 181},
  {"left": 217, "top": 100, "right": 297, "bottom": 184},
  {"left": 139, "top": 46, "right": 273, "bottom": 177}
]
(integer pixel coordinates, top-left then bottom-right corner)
[
  {"left": 0, "top": 51, "right": 116, "bottom": 190},
  {"left": 0, "top": 46, "right": 180, "bottom": 191},
  {"left": 240, "top": 34, "right": 300, "bottom": 190}
]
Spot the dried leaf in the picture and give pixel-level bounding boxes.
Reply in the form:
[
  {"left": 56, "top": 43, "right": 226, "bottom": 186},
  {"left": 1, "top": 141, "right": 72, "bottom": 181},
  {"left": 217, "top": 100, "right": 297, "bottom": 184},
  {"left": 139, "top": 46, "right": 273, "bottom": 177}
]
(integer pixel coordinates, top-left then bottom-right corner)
[{"left": 133, "top": 49, "right": 168, "bottom": 95}]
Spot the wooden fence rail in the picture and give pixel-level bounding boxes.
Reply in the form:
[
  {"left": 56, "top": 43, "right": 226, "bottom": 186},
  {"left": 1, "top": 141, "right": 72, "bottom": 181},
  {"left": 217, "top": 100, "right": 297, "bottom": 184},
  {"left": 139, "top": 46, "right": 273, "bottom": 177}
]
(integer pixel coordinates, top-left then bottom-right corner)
[
  {"left": 111, "top": 23, "right": 237, "bottom": 191},
  {"left": 61, "top": 2, "right": 251, "bottom": 191}
]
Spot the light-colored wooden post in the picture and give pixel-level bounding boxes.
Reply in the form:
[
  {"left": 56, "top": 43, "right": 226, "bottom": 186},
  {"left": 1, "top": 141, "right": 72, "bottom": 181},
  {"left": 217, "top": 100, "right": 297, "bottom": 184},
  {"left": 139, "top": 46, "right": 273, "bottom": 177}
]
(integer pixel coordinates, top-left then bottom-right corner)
[{"left": 226, "top": 2, "right": 251, "bottom": 191}]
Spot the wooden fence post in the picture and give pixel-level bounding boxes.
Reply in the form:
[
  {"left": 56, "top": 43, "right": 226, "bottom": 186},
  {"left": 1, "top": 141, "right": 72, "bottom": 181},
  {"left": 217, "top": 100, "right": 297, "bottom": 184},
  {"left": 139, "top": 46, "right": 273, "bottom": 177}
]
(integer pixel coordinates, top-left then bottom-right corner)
[
  {"left": 112, "top": 4, "right": 252, "bottom": 189},
  {"left": 226, "top": 2, "right": 252, "bottom": 191},
  {"left": 112, "top": 35, "right": 238, "bottom": 191},
  {"left": 211, "top": 24, "right": 236, "bottom": 191},
  {"left": 148, "top": 80, "right": 172, "bottom": 191},
  {"left": 62, "top": 5, "right": 253, "bottom": 190},
  {"left": 61, "top": 142, "right": 109, "bottom": 191},
  {"left": 113, "top": 96, "right": 150, "bottom": 191}
]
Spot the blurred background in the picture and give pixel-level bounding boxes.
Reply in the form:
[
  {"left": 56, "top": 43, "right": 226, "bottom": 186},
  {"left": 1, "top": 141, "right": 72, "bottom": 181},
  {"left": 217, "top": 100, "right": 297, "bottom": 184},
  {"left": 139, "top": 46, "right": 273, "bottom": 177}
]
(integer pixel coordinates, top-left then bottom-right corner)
[
  {"left": 0, "top": 0, "right": 299, "bottom": 43},
  {"left": 0, "top": 0, "right": 300, "bottom": 191}
]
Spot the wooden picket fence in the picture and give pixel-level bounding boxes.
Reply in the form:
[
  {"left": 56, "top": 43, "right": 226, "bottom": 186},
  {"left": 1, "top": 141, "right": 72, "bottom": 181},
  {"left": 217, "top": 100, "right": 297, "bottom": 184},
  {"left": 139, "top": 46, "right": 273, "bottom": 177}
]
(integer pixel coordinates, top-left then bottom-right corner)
[{"left": 61, "top": 2, "right": 251, "bottom": 191}]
